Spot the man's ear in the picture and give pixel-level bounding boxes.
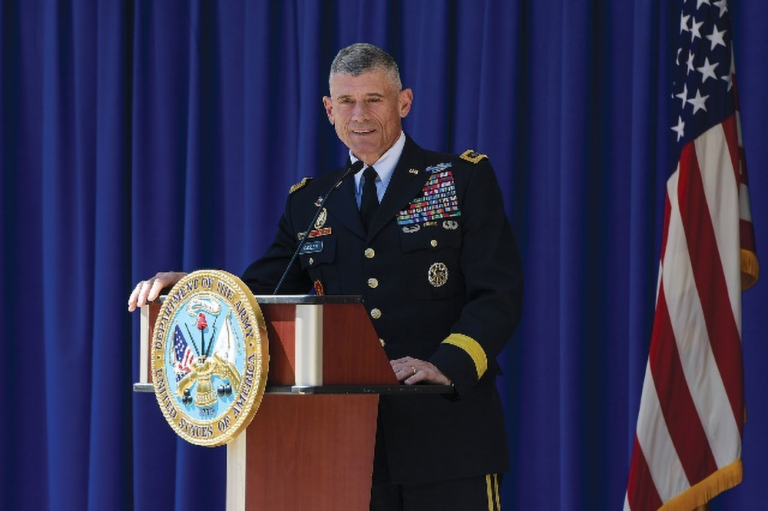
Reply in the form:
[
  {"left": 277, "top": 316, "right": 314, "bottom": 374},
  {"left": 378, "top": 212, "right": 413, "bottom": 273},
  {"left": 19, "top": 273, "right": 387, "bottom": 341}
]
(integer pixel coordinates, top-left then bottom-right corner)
[
  {"left": 322, "top": 96, "right": 334, "bottom": 124},
  {"left": 399, "top": 88, "right": 414, "bottom": 118}
]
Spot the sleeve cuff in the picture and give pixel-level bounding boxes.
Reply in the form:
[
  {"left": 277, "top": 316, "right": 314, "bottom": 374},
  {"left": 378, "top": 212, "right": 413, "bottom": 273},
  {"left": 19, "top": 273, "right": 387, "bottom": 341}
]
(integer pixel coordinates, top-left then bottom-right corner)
[{"left": 441, "top": 333, "right": 488, "bottom": 380}]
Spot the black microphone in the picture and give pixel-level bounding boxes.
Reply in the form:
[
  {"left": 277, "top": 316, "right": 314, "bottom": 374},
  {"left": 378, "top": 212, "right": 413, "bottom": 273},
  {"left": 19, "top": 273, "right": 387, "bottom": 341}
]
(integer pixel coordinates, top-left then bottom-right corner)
[{"left": 273, "top": 160, "right": 365, "bottom": 295}]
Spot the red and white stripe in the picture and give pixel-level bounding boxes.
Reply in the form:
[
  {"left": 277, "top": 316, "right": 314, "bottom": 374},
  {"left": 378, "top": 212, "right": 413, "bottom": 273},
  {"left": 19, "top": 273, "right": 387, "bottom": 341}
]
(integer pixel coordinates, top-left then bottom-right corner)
[
  {"left": 625, "top": 105, "right": 757, "bottom": 509},
  {"left": 175, "top": 347, "right": 196, "bottom": 374}
]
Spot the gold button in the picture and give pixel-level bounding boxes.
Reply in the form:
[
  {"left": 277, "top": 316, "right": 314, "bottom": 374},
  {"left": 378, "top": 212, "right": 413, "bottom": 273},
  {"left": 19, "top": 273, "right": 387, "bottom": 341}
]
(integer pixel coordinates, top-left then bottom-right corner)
[
  {"left": 368, "top": 278, "right": 379, "bottom": 289},
  {"left": 309, "top": 257, "right": 314, "bottom": 265},
  {"left": 379, "top": 338, "right": 386, "bottom": 347},
  {"left": 364, "top": 248, "right": 375, "bottom": 259},
  {"left": 430, "top": 239, "right": 438, "bottom": 247},
  {"left": 370, "top": 308, "right": 382, "bottom": 319}
]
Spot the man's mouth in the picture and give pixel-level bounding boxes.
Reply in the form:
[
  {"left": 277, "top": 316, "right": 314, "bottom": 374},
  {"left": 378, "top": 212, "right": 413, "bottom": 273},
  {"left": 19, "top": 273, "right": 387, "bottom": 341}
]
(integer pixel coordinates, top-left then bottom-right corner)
[{"left": 352, "top": 129, "right": 375, "bottom": 135}]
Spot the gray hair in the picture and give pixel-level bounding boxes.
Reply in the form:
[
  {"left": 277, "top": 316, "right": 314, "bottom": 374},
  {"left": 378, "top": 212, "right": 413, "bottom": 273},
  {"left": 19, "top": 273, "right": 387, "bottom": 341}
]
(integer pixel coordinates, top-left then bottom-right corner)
[{"left": 329, "top": 43, "right": 402, "bottom": 91}]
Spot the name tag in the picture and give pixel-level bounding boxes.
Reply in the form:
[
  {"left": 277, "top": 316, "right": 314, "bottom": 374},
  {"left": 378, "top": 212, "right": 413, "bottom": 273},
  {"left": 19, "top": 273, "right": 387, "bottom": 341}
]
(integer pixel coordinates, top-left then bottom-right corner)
[{"left": 299, "top": 241, "right": 324, "bottom": 254}]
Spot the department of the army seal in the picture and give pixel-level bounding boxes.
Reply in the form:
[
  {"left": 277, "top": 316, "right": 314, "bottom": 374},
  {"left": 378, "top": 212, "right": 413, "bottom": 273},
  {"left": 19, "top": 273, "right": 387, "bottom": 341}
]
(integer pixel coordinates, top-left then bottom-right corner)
[{"left": 151, "top": 270, "right": 268, "bottom": 447}]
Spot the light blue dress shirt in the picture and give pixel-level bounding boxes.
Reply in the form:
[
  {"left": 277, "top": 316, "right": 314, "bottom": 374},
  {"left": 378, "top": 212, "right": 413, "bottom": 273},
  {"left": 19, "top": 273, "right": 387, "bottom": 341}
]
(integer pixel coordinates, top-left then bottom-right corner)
[{"left": 351, "top": 131, "right": 406, "bottom": 208}]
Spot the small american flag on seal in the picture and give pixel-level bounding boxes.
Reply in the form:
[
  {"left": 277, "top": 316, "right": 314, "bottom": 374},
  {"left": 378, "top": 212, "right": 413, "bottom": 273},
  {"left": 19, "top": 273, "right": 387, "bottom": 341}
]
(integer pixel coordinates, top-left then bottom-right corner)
[{"left": 172, "top": 325, "right": 196, "bottom": 381}]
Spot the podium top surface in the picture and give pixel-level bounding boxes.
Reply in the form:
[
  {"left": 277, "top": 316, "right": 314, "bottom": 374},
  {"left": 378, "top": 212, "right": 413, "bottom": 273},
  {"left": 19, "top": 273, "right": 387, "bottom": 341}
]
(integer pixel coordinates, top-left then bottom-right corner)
[
  {"left": 152, "top": 294, "right": 363, "bottom": 305},
  {"left": 133, "top": 382, "right": 454, "bottom": 395},
  {"left": 253, "top": 295, "right": 363, "bottom": 305}
]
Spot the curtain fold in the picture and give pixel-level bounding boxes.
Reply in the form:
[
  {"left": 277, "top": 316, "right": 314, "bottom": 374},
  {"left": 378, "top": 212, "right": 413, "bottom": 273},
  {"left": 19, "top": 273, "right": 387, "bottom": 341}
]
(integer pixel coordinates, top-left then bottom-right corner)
[{"left": 2, "top": 1, "right": 766, "bottom": 510}]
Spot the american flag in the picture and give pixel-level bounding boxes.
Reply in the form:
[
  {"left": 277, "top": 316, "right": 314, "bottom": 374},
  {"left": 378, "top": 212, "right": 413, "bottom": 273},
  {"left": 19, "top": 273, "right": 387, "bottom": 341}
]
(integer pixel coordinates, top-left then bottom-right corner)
[
  {"left": 625, "top": 1, "right": 759, "bottom": 509},
  {"left": 173, "top": 324, "right": 196, "bottom": 380}
]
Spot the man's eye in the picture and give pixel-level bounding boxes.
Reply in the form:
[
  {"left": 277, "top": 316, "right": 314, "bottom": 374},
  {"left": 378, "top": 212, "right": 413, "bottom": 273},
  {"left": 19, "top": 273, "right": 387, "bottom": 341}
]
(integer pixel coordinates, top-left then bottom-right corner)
[
  {"left": 339, "top": 99, "right": 353, "bottom": 105},
  {"left": 368, "top": 98, "right": 381, "bottom": 103}
]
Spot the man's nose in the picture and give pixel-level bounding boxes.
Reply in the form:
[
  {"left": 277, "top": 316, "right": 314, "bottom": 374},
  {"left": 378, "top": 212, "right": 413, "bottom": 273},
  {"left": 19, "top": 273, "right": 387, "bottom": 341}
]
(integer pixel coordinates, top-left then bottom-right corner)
[{"left": 351, "top": 101, "right": 369, "bottom": 121}]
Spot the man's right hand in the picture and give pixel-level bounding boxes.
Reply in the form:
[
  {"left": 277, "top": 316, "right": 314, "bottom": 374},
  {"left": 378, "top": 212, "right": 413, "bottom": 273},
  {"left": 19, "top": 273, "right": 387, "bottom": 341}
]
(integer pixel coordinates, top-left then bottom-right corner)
[{"left": 127, "top": 271, "right": 187, "bottom": 312}]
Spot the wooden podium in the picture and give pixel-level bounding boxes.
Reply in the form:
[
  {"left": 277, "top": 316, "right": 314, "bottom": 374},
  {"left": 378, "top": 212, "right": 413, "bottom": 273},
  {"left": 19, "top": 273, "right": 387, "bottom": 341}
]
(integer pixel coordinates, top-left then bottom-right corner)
[{"left": 135, "top": 295, "right": 449, "bottom": 511}]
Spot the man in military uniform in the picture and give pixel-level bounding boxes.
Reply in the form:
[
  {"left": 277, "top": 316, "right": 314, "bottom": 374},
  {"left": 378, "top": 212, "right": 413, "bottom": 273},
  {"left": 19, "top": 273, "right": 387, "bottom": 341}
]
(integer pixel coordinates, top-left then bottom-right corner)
[{"left": 129, "top": 43, "right": 522, "bottom": 511}]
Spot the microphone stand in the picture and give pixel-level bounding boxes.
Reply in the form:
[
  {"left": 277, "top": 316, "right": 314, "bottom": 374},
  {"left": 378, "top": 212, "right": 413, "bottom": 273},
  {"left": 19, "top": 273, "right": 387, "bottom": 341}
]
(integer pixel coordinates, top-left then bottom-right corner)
[{"left": 273, "top": 160, "right": 365, "bottom": 295}]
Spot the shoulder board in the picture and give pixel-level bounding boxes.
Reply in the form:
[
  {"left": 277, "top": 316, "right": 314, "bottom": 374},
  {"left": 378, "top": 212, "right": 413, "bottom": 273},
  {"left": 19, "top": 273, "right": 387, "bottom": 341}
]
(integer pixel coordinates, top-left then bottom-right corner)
[
  {"left": 289, "top": 177, "right": 313, "bottom": 194},
  {"left": 460, "top": 149, "right": 488, "bottom": 164}
]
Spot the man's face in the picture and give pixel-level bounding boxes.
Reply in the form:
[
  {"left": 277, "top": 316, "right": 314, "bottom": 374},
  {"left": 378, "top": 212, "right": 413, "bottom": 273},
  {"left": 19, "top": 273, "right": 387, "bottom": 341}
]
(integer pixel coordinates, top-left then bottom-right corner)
[{"left": 322, "top": 70, "right": 413, "bottom": 165}]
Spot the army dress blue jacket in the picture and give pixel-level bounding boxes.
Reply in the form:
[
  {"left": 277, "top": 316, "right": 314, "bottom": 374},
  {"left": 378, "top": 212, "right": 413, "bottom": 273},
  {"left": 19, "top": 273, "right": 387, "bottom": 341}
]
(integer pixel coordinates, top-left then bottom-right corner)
[{"left": 241, "top": 135, "right": 523, "bottom": 485}]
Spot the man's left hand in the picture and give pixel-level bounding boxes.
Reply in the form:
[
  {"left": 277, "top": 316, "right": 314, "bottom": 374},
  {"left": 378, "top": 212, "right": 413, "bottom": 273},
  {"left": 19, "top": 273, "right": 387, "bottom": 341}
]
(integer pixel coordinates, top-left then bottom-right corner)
[{"left": 391, "top": 356, "right": 452, "bottom": 386}]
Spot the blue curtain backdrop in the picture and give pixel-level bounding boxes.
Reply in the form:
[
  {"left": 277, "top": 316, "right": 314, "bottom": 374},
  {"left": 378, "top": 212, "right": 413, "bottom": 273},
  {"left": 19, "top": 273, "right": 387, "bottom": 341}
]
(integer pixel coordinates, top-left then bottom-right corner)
[{"left": 2, "top": 1, "right": 767, "bottom": 509}]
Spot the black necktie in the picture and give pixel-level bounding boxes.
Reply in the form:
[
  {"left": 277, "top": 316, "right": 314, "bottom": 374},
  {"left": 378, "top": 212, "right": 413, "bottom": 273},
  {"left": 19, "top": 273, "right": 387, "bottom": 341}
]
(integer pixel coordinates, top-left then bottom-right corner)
[{"left": 360, "top": 166, "right": 379, "bottom": 231}]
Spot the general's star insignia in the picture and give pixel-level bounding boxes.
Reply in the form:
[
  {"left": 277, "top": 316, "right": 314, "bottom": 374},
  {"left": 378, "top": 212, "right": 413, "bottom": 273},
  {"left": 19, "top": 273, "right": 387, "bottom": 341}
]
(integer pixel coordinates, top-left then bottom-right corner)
[{"left": 460, "top": 149, "right": 488, "bottom": 164}]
